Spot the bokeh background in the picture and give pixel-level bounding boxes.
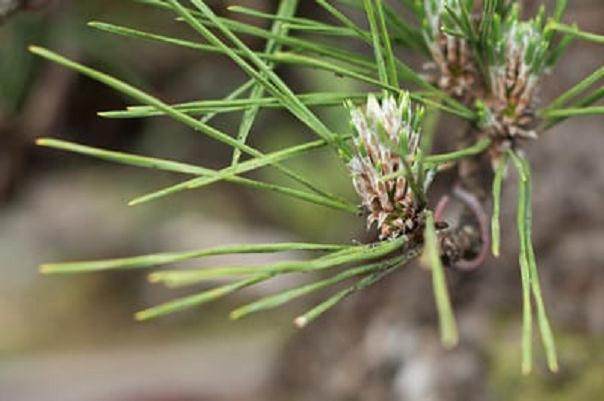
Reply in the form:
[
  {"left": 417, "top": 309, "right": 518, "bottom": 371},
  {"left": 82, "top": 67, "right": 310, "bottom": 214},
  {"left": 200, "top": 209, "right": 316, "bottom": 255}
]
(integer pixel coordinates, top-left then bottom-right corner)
[{"left": 0, "top": 1, "right": 602, "bottom": 400}]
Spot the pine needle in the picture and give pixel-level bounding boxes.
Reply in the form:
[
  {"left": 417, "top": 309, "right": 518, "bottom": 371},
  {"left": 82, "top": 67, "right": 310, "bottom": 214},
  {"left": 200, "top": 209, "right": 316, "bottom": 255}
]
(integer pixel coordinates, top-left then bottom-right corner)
[
  {"left": 509, "top": 150, "right": 534, "bottom": 374},
  {"left": 491, "top": 155, "right": 508, "bottom": 257},
  {"left": 41, "top": 242, "right": 350, "bottom": 274},
  {"left": 422, "top": 211, "right": 459, "bottom": 349},
  {"left": 135, "top": 275, "right": 269, "bottom": 321}
]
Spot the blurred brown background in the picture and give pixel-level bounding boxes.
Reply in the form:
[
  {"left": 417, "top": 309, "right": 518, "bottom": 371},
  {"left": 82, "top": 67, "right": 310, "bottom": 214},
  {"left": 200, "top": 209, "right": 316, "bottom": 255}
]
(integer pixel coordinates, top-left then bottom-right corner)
[{"left": 0, "top": 1, "right": 602, "bottom": 400}]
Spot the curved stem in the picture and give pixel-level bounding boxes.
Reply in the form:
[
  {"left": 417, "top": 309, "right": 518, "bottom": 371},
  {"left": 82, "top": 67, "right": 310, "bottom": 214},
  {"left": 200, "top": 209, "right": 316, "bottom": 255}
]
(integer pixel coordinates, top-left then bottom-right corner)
[{"left": 451, "top": 185, "right": 490, "bottom": 271}]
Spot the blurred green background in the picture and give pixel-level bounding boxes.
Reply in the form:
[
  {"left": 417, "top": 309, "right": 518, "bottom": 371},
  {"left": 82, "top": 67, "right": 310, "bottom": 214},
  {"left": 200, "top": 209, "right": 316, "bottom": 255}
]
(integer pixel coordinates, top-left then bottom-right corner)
[{"left": 0, "top": 1, "right": 602, "bottom": 400}]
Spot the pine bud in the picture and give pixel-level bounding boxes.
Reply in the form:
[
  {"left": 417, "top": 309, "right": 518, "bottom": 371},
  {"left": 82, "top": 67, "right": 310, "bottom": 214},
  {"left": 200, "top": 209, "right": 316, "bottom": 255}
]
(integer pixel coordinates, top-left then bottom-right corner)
[
  {"left": 485, "top": 16, "right": 548, "bottom": 142},
  {"left": 421, "top": 0, "right": 477, "bottom": 100},
  {"left": 348, "top": 94, "right": 427, "bottom": 240}
]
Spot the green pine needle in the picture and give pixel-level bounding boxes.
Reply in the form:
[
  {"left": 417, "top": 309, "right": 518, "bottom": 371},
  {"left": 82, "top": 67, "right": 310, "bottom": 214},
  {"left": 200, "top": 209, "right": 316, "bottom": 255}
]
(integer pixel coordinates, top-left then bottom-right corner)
[
  {"left": 28, "top": 46, "right": 333, "bottom": 201},
  {"left": 293, "top": 257, "right": 407, "bottom": 328},
  {"left": 147, "top": 235, "right": 408, "bottom": 282},
  {"left": 36, "top": 138, "right": 357, "bottom": 213},
  {"left": 544, "top": 87, "right": 604, "bottom": 130},
  {"left": 99, "top": 92, "right": 370, "bottom": 119},
  {"left": 381, "top": 138, "right": 492, "bottom": 181},
  {"left": 491, "top": 155, "right": 508, "bottom": 257},
  {"left": 544, "top": 66, "right": 604, "bottom": 111},
  {"left": 422, "top": 211, "right": 459, "bottom": 349},
  {"left": 424, "top": 138, "right": 492, "bottom": 165},
  {"left": 40, "top": 242, "right": 349, "bottom": 274},
  {"left": 510, "top": 151, "right": 559, "bottom": 374},
  {"left": 509, "top": 150, "right": 534, "bottom": 375},
  {"left": 126, "top": 138, "right": 336, "bottom": 206},
  {"left": 229, "top": 253, "right": 410, "bottom": 320},
  {"left": 364, "top": 0, "right": 389, "bottom": 86},
  {"left": 135, "top": 274, "right": 269, "bottom": 321},
  {"left": 546, "top": 21, "right": 604, "bottom": 45},
  {"left": 519, "top": 156, "right": 559, "bottom": 373},
  {"left": 230, "top": 0, "right": 299, "bottom": 167},
  {"left": 543, "top": 106, "right": 604, "bottom": 118},
  {"left": 170, "top": 0, "right": 335, "bottom": 142}
]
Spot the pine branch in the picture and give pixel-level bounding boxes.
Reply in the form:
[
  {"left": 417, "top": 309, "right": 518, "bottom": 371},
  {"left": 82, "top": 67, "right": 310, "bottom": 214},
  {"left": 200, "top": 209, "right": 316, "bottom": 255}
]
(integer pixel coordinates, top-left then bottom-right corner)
[{"left": 29, "top": 0, "right": 603, "bottom": 373}]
